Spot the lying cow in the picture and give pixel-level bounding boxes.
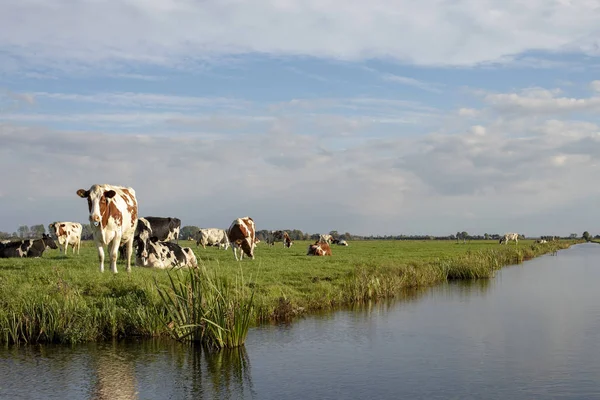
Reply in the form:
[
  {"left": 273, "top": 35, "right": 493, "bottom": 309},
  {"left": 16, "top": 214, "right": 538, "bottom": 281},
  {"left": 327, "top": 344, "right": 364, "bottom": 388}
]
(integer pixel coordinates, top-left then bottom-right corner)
[
  {"left": 197, "top": 228, "right": 230, "bottom": 250},
  {"left": 77, "top": 184, "right": 138, "bottom": 273},
  {"left": 135, "top": 236, "right": 197, "bottom": 269},
  {"left": 142, "top": 217, "right": 181, "bottom": 243},
  {"left": 337, "top": 240, "right": 349, "bottom": 246},
  {"left": 499, "top": 233, "right": 519, "bottom": 245},
  {"left": 0, "top": 234, "right": 58, "bottom": 258},
  {"left": 307, "top": 239, "right": 332, "bottom": 256},
  {"left": 48, "top": 221, "right": 83, "bottom": 255},
  {"left": 227, "top": 217, "right": 256, "bottom": 261},
  {"left": 535, "top": 239, "right": 548, "bottom": 244}
]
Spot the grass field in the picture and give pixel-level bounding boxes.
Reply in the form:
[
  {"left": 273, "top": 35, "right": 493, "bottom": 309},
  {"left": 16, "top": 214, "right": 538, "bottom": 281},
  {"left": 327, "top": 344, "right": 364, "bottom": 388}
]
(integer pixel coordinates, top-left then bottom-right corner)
[{"left": 0, "top": 239, "right": 576, "bottom": 345}]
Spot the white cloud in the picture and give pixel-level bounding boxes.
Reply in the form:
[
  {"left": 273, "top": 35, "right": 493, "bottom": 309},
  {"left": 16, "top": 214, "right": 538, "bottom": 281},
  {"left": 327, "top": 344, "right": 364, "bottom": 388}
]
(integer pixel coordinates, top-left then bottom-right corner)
[
  {"left": 381, "top": 73, "right": 443, "bottom": 93},
  {"left": 2, "top": 0, "right": 600, "bottom": 71},
  {"left": 591, "top": 80, "right": 600, "bottom": 92},
  {"left": 458, "top": 108, "right": 479, "bottom": 117}
]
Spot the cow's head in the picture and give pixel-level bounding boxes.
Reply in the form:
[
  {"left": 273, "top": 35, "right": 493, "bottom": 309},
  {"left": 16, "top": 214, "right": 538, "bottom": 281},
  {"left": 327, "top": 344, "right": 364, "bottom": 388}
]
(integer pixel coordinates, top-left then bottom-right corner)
[
  {"left": 42, "top": 233, "right": 58, "bottom": 249},
  {"left": 77, "top": 185, "right": 117, "bottom": 228}
]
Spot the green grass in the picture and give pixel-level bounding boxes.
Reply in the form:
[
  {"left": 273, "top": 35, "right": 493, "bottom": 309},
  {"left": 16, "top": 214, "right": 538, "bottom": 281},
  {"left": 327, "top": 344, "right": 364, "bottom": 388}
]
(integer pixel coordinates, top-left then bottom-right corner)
[{"left": 0, "top": 239, "right": 576, "bottom": 345}]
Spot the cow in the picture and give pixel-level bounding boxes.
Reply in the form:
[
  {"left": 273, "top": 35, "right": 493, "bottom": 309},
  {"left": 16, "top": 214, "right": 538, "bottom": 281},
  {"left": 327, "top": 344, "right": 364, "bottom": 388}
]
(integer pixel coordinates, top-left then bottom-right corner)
[
  {"left": 535, "top": 239, "right": 548, "bottom": 244},
  {"left": 307, "top": 239, "right": 332, "bottom": 256},
  {"left": 135, "top": 236, "right": 197, "bottom": 269},
  {"left": 227, "top": 217, "right": 256, "bottom": 261},
  {"left": 197, "top": 228, "right": 230, "bottom": 250},
  {"left": 48, "top": 221, "right": 83, "bottom": 255},
  {"left": 118, "top": 217, "right": 152, "bottom": 261},
  {"left": 0, "top": 234, "right": 58, "bottom": 258},
  {"left": 142, "top": 217, "right": 181, "bottom": 243},
  {"left": 337, "top": 240, "right": 349, "bottom": 246},
  {"left": 499, "top": 233, "right": 519, "bottom": 245},
  {"left": 268, "top": 230, "right": 293, "bottom": 247},
  {"left": 319, "top": 234, "right": 333, "bottom": 244},
  {"left": 77, "top": 184, "right": 138, "bottom": 273}
]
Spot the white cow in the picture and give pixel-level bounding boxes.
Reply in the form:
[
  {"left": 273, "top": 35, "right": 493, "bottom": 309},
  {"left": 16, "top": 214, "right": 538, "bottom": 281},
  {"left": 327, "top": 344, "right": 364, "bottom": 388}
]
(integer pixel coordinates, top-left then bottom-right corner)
[
  {"left": 500, "top": 233, "right": 519, "bottom": 245},
  {"left": 319, "top": 234, "right": 333, "bottom": 244},
  {"left": 77, "top": 184, "right": 138, "bottom": 273},
  {"left": 197, "top": 228, "right": 230, "bottom": 250},
  {"left": 48, "top": 221, "right": 83, "bottom": 255}
]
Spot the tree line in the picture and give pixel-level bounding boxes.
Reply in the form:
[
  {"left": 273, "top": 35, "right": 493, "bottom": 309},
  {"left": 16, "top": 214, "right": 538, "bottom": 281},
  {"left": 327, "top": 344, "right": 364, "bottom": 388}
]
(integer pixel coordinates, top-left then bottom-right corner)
[{"left": 0, "top": 224, "right": 595, "bottom": 242}]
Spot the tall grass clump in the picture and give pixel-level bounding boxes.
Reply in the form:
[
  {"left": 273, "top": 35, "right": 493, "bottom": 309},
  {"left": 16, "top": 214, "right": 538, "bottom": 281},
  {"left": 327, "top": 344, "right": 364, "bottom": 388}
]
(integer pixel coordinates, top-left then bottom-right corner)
[{"left": 156, "top": 265, "right": 255, "bottom": 349}]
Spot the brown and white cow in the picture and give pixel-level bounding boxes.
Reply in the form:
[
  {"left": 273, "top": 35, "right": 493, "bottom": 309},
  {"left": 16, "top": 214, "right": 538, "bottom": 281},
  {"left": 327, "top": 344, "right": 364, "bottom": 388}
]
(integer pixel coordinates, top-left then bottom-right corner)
[
  {"left": 197, "top": 228, "right": 230, "bottom": 250},
  {"left": 135, "top": 236, "right": 197, "bottom": 269},
  {"left": 77, "top": 184, "right": 138, "bottom": 273},
  {"left": 227, "top": 217, "right": 256, "bottom": 261},
  {"left": 307, "top": 239, "right": 332, "bottom": 256},
  {"left": 268, "top": 230, "right": 293, "bottom": 248},
  {"left": 48, "top": 221, "right": 83, "bottom": 255}
]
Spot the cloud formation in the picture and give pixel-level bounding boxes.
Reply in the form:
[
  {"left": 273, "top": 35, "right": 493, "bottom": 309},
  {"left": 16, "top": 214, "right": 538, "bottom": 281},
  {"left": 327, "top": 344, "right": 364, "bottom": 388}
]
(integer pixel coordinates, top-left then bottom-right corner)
[{"left": 2, "top": 0, "right": 600, "bottom": 71}]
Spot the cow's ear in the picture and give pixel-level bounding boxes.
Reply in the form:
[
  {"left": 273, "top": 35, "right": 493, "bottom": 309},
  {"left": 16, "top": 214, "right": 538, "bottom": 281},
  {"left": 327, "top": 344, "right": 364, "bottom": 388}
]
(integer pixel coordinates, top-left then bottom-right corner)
[
  {"left": 104, "top": 190, "right": 116, "bottom": 199},
  {"left": 77, "top": 189, "right": 89, "bottom": 198}
]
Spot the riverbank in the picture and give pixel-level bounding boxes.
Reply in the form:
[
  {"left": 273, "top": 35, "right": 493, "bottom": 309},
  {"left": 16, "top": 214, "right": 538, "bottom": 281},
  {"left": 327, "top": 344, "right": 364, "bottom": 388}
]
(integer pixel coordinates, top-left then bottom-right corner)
[{"left": 0, "top": 239, "right": 576, "bottom": 344}]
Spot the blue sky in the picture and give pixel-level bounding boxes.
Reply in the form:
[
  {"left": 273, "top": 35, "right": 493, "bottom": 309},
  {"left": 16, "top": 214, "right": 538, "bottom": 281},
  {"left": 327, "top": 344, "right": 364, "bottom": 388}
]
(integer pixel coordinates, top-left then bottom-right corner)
[{"left": 2, "top": 0, "right": 600, "bottom": 236}]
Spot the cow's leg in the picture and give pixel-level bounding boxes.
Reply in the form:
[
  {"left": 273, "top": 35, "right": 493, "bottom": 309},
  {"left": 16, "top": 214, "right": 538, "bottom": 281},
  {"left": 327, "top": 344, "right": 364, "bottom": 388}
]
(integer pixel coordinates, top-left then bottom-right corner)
[
  {"left": 232, "top": 244, "right": 239, "bottom": 261},
  {"left": 65, "top": 241, "right": 70, "bottom": 255},
  {"left": 108, "top": 236, "right": 121, "bottom": 274},
  {"left": 97, "top": 243, "right": 105, "bottom": 273},
  {"left": 124, "top": 237, "right": 134, "bottom": 273}
]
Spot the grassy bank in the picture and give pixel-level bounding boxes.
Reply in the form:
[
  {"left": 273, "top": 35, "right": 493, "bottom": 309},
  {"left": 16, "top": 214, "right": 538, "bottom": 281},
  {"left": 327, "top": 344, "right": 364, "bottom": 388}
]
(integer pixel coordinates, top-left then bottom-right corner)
[{"left": 0, "top": 239, "right": 575, "bottom": 345}]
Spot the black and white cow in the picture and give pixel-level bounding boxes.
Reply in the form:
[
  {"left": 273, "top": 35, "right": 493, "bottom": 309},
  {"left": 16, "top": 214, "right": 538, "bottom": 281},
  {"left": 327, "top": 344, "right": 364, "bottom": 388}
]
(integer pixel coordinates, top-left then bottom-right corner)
[
  {"left": 135, "top": 236, "right": 197, "bottom": 269},
  {"left": 143, "top": 217, "right": 181, "bottom": 243},
  {"left": 0, "top": 234, "right": 58, "bottom": 258},
  {"left": 119, "top": 217, "right": 152, "bottom": 260}
]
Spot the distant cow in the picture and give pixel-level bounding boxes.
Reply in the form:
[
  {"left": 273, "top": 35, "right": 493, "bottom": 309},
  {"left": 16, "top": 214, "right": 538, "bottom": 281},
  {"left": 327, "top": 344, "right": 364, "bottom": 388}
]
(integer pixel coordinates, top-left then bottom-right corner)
[
  {"left": 337, "top": 240, "right": 349, "bottom": 246},
  {"left": 135, "top": 236, "right": 197, "bottom": 269},
  {"left": 142, "top": 217, "right": 181, "bottom": 243},
  {"left": 48, "top": 221, "right": 83, "bottom": 255},
  {"left": 77, "top": 184, "right": 138, "bottom": 273},
  {"left": 499, "top": 233, "right": 519, "bottom": 245},
  {"left": 319, "top": 234, "right": 333, "bottom": 244},
  {"left": 197, "top": 228, "right": 230, "bottom": 250},
  {"left": 0, "top": 234, "right": 58, "bottom": 258},
  {"left": 268, "top": 230, "right": 293, "bottom": 248},
  {"left": 307, "top": 239, "right": 332, "bottom": 256},
  {"left": 535, "top": 239, "right": 548, "bottom": 244},
  {"left": 227, "top": 217, "right": 256, "bottom": 261}
]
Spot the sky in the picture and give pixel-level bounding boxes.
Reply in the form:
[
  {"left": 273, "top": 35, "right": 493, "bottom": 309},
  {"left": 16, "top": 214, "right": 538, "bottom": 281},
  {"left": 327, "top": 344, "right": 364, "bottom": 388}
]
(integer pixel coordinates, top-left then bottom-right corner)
[{"left": 1, "top": 0, "right": 600, "bottom": 236}]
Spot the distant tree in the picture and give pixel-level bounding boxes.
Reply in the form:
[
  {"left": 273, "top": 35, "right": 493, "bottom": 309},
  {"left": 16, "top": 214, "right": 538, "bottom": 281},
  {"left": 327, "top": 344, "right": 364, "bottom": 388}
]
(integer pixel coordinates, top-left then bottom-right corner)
[
  {"left": 582, "top": 231, "right": 591, "bottom": 242},
  {"left": 17, "top": 225, "right": 29, "bottom": 238},
  {"left": 29, "top": 224, "right": 46, "bottom": 238},
  {"left": 484, "top": 233, "right": 490, "bottom": 240},
  {"left": 461, "top": 231, "right": 468, "bottom": 244},
  {"left": 180, "top": 225, "right": 200, "bottom": 240},
  {"left": 329, "top": 230, "right": 339, "bottom": 239},
  {"left": 569, "top": 233, "right": 578, "bottom": 239}
]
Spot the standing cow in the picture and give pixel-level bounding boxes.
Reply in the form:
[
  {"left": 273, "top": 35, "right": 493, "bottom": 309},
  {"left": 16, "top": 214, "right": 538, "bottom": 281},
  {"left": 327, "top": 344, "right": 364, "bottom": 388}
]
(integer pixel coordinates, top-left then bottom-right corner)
[
  {"left": 48, "top": 221, "right": 83, "bottom": 255},
  {"left": 268, "top": 230, "right": 293, "bottom": 248},
  {"left": 77, "top": 184, "right": 138, "bottom": 273},
  {"left": 142, "top": 217, "right": 181, "bottom": 243},
  {"left": 227, "top": 217, "right": 256, "bottom": 261},
  {"left": 197, "top": 228, "right": 230, "bottom": 250},
  {"left": 499, "top": 233, "right": 519, "bottom": 245}
]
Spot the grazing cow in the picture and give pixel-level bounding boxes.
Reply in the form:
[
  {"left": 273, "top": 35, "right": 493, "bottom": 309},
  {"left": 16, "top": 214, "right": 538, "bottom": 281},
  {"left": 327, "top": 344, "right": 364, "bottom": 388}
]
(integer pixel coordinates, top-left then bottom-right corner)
[
  {"left": 197, "top": 228, "right": 230, "bottom": 250},
  {"left": 77, "top": 184, "right": 138, "bottom": 273},
  {"left": 268, "top": 230, "right": 293, "bottom": 248},
  {"left": 307, "top": 239, "right": 332, "bottom": 256},
  {"left": 48, "top": 221, "right": 83, "bottom": 255},
  {"left": 0, "top": 234, "right": 58, "bottom": 258},
  {"left": 499, "top": 233, "right": 519, "bottom": 245},
  {"left": 319, "top": 234, "right": 333, "bottom": 244},
  {"left": 135, "top": 236, "right": 197, "bottom": 269},
  {"left": 227, "top": 217, "right": 256, "bottom": 261},
  {"left": 142, "top": 217, "right": 181, "bottom": 243}
]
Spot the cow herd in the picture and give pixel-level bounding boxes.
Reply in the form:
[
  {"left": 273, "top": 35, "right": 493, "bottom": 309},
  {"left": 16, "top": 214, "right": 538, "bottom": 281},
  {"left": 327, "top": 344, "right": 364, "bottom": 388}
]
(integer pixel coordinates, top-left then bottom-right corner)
[{"left": 0, "top": 183, "right": 350, "bottom": 271}]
